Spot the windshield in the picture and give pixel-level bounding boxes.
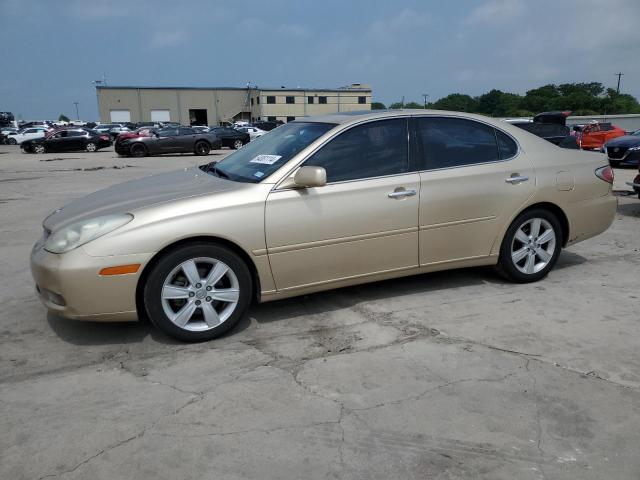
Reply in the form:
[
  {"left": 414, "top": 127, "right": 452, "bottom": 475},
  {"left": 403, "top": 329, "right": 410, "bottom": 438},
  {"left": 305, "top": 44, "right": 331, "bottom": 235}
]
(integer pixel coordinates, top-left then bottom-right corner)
[{"left": 204, "top": 122, "right": 335, "bottom": 183}]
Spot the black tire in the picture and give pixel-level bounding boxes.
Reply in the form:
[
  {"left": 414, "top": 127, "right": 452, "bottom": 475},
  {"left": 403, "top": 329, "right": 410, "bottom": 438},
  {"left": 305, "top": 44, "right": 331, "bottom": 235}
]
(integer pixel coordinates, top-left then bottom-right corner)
[
  {"left": 232, "top": 139, "right": 244, "bottom": 150},
  {"left": 495, "top": 208, "right": 562, "bottom": 283},
  {"left": 85, "top": 142, "right": 98, "bottom": 152},
  {"left": 143, "top": 242, "right": 252, "bottom": 342},
  {"left": 7, "top": 137, "right": 17, "bottom": 145},
  {"left": 194, "top": 141, "right": 210, "bottom": 156},
  {"left": 33, "top": 143, "right": 46, "bottom": 154},
  {"left": 130, "top": 143, "right": 147, "bottom": 158}
]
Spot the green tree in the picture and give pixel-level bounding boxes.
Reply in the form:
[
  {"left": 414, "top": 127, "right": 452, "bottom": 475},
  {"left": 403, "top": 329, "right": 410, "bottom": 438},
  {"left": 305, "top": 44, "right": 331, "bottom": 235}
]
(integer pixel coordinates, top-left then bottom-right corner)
[
  {"left": 476, "top": 90, "right": 522, "bottom": 116},
  {"left": 58, "top": 114, "right": 70, "bottom": 122},
  {"left": 404, "top": 101, "right": 423, "bottom": 109},
  {"left": 388, "top": 102, "right": 403, "bottom": 109},
  {"left": 431, "top": 93, "right": 478, "bottom": 113},
  {"left": 371, "top": 102, "right": 386, "bottom": 110}
]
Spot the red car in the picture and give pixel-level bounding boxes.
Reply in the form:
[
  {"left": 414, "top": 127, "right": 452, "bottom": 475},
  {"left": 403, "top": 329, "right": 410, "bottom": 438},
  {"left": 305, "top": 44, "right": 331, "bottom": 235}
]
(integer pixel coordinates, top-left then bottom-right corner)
[{"left": 579, "top": 122, "right": 625, "bottom": 150}]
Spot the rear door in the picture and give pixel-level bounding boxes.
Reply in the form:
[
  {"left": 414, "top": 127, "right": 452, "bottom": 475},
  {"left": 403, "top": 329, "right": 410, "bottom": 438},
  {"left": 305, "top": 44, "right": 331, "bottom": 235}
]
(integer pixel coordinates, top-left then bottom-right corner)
[
  {"left": 156, "top": 128, "right": 181, "bottom": 152},
  {"left": 414, "top": 116, "right": 535, "bottom": 265}
]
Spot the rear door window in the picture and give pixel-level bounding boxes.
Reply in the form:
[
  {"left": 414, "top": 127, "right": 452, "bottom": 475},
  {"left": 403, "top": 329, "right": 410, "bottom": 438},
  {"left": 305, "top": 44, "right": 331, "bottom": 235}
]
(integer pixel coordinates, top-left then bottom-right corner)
[{"left": 415, "top": 117, "right": 501, "bottom": 170}]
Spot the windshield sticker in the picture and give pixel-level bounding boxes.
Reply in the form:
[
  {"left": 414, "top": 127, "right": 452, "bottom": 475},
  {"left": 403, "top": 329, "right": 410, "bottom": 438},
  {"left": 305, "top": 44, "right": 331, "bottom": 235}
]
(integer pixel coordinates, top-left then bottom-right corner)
[
  {"left": 253, "top": 171, "right": 265, "bottom": 178},
  {"left": 249, "top": 154, "right": 282, "bottom": 165}
]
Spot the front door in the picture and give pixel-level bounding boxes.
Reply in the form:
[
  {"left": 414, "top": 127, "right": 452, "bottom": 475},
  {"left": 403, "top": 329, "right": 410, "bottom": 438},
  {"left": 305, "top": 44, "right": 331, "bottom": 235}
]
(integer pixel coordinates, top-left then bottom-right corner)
[
  {"left": 265, "top": 118, "right": 420, "bottom": 291},
  {"left": 414, "top": 116, "right": 535, "bottom": 265}
]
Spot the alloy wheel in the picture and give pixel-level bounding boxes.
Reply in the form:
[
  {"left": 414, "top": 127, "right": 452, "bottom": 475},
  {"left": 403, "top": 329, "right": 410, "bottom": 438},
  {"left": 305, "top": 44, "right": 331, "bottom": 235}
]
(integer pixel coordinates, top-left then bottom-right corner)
[
  {"left": 161, "top": 257, "right": 240, "bottom": 332},
  {"left": 86, "top": 142, "right": 97, "bottom": 152},
  {"left": 233, "top": 139, "right": 243, "bottom": 149},
  {"left": 510, "top": 218, "right": 556, "bottom": 275},
  {"left": 33, "top": 144, "right": 45, "bottom": 154}
]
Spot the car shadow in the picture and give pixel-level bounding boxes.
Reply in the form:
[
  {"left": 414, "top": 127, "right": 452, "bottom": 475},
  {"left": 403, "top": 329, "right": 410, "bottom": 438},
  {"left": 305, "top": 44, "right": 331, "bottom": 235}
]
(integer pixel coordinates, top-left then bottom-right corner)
[
  {"left": 47, "top": 252, "right": 589, "bottom": 346},
  {"left": 617, "top": 201, "right": 640, "bottom": 218}
]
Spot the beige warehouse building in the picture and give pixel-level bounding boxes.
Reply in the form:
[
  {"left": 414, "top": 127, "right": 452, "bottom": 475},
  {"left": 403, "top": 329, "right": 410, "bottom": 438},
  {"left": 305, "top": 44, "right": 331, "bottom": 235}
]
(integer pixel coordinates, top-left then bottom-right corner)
[{"left": 96, "top": 84, "right": 372, "bottom": 126}]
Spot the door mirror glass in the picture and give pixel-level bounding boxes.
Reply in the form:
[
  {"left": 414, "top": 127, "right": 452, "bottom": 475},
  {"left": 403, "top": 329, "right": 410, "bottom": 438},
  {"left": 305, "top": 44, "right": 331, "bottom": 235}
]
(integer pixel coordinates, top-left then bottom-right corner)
[{"left": 294, "top": 166, "right": 326, "bottom": 188}]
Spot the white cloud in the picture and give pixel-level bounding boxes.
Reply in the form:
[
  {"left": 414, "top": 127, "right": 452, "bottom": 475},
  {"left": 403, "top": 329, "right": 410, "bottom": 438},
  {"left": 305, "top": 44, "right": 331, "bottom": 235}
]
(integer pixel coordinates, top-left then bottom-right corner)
[
  {"left": 465, "top": 0, "right": 526, "bottom": 25},
  {"left": 149, "top": 29, "right": 189, "bottom": 48}
]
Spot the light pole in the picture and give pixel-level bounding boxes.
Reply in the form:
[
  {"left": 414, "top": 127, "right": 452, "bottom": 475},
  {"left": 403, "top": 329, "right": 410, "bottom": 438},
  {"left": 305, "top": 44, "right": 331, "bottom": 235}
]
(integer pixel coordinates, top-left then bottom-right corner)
[
  {"left": 73, "top": 102, "right": 80, "bottom": 121},
  {"left": 422, "top": 94, "right": 429, "bottom": 109},
  {"left": 614, "top": 72, "right": 624, "bottom": 94}
]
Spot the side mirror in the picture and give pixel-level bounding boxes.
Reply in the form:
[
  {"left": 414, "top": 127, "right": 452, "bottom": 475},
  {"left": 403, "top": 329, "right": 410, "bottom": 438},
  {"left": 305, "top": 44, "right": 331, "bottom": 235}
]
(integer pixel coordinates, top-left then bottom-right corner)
[{"left": 293, "top": 166, "right": 326, "bottom": 188}]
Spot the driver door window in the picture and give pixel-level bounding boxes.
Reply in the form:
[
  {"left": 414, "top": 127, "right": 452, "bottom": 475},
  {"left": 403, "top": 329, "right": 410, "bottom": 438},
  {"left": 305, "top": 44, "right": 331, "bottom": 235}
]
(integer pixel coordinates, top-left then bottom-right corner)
[{"left": 304, "top": 119, "right": 409, "bottom": 182}]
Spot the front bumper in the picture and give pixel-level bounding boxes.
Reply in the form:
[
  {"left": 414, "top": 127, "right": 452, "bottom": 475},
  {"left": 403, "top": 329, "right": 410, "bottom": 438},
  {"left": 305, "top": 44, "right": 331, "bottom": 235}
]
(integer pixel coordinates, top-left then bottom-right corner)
[{"left": 30, "top": 244, "right": 154, "bottom": 321}]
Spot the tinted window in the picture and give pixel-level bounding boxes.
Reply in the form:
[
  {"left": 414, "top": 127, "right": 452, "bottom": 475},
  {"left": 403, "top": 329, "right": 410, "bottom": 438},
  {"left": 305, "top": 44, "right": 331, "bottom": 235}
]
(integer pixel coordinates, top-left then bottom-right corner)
[
  {"left": 266, "top": 96, "right": 276, "bottom": 104},
  {"left": 208, "top": 122, "right": 334, "bottom": 183},
  {"left": 304, "top": 119, "right": 409, "bottom": 183},
  {"left": 319, "top": 96, "right": 327, "bottom": 104},
  {"left": 179, "top": 128, "right": 195, "bottom": 135},
  {"left": 286, "top": 96, "right": 295, "bottom": 104},
  {"left": 159, "top": 128, "right": 179, "bottom": 137},
  {"left": 308, "top": 96, "right": 314, "bottom": 104},
  {"left": 358, "top": 96, "right": 366, "bottom": 104},
  {"left": 416, "top": 117, "right": 499, "bottom": 170},
  {"left": 496, "top": 130, "right": 518, "bottom": 159},
  {"left": 67, "top": 130, "right": 85, "bottom": 137}
]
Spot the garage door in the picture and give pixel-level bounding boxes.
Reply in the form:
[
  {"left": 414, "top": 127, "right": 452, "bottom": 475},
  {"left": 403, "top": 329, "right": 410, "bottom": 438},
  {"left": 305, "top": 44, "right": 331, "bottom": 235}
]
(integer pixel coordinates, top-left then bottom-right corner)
[
  {"left": 110, "top": 110, "right": 131, "bottom": 123},
  {"left": 150, "top": 109, "right": 171, "bottom": 122}
]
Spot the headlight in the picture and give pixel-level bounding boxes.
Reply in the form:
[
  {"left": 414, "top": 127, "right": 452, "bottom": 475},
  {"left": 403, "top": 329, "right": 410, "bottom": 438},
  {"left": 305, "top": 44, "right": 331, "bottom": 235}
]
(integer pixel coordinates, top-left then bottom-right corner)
[
  {"left": 628, "top": 145, "right": 640, "bottom": 152},
  {"left": 44, "top": 214, "right": 133, "bottom": 254}
]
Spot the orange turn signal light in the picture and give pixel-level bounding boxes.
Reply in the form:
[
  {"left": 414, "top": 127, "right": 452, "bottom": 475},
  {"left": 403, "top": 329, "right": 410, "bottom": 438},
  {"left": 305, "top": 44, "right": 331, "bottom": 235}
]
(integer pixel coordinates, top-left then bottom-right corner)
[{"left": 99, "top": 264, "right": 141, "bottom": 276}]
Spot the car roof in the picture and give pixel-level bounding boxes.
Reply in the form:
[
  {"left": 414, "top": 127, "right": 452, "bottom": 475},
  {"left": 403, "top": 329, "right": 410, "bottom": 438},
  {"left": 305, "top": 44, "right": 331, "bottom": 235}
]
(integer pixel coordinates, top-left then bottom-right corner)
[{"left": 300, "top": 109, "right": 508, "bottom": 127}]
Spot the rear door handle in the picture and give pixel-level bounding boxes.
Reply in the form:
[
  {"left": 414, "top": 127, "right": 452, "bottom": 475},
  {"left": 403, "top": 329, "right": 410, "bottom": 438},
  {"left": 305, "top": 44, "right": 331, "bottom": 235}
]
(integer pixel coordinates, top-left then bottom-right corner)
[
  {"left": 505, "top": 175, "right": 529, "bottom": 184},
  {"left": 388, "top": 189, "right": 417, "bottom": 198}
]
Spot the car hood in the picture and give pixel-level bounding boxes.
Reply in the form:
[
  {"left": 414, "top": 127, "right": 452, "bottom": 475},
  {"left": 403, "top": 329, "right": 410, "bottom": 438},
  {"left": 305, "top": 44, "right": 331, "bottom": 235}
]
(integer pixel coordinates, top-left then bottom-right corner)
[
  {"left": 604, "top": 135, "right": 640, "bottom": 147},
  {"left": 43, "top": 166, "right": 241, "bottom": 232}
]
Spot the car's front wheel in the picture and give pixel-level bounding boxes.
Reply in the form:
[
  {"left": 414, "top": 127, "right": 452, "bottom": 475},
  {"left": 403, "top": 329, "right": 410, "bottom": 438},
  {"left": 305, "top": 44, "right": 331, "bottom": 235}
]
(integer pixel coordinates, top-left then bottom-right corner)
[
  {"left": 232, "top": 139, "right": 244, "bottom": 149},
  {"left": 6, "top": 137, "right": 17, "bottom": 145},
  {"left": 496, "top": 209, "right": 562, "bottom": 283},
  {"left": 85, "top": 142, "right": 97, "bottom": 152},
  {"left": 143, "top": 243, "right": 252, "bottom": 342}
]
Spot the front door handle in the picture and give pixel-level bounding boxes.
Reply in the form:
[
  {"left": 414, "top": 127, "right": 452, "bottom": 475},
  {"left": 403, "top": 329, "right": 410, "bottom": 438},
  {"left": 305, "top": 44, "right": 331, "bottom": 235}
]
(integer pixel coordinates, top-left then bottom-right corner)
[
  {"left": 505, "top": 175, "right": 529, "bottom": 184},
  {"left": 388, "top": 189, "right": 417, "bottom": 198}
]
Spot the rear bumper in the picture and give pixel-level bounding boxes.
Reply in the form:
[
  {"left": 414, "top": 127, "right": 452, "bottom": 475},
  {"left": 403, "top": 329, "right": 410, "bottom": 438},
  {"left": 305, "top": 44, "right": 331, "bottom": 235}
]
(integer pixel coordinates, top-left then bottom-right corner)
[
  {"left": 564, "top": 193, "right": 617, "bottom": 246},
  {"left": 30, "top": 243, "right": 153, "bottom": 321}
]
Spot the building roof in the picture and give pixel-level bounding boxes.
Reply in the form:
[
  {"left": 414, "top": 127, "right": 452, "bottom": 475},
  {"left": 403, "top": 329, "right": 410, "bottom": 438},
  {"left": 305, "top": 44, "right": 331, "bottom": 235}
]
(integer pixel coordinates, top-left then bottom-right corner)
[{"left": 96, "top": 85, "right": 371, "bottom": 93}]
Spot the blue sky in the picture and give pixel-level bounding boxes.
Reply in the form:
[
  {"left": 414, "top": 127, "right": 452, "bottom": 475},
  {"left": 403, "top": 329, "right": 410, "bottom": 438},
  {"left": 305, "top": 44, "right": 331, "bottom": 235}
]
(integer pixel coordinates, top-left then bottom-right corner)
[{"left": 1, "top": 0, "right": 639, "bottom": 121}]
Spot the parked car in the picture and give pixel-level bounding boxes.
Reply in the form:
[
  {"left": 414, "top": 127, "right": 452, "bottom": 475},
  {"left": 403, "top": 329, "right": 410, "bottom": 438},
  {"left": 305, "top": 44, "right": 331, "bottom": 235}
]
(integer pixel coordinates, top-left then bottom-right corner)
[
  {"left": 18, "top": 121, "right": 54, "bottom": 130},
  {"left": 0, "top": 127, "right": 18, "bottom": 144},
  {"left": 21, "top": 129, "right": 111, "bottom": 153},
  {"left": 5, "top": 126, "right": 51, "bottom": 145},
  {"left": 115, "top": 126, "right": 220, "bottom": 157},
  {"left": 579, "top": 122, "right": 625, "bottom": 150},
  {"left": 508, "top": 111, "right": 571, "bottom": 145},
  {"left": 94, "top": 123, "right": 126, "bottom": 138},
  {"left": 30, "top": 111, "right": 616, "bottom": 342},
  {"left": 237, "top": 126, "right": 267, "bottom": 140},
  {"left": 602, "top": 129, "right": 640, "bottom": 167},
  {"left": 0, "top": 111, "right": 15, "bottom": 127},
  {"left": 192, "top": 125, "right": 210, "bottom": 133},
  {"left": 253, "top": 120, "right": 282, "bottom": 131},
  {"left": 208, "top": 127, "right": 250, "bottom": 149},
  {"left": 115, "top": 127, "right": 159, "bottom": 144},
  {"left": 136, "top": 122, "right": 161, "bottom": 129}
]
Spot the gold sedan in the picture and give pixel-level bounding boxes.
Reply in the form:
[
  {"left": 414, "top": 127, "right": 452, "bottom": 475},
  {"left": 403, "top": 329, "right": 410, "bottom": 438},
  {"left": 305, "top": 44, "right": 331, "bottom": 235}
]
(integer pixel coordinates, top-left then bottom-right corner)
[{"left": 31, "top": 111, "right": 617, "bottom": 341}]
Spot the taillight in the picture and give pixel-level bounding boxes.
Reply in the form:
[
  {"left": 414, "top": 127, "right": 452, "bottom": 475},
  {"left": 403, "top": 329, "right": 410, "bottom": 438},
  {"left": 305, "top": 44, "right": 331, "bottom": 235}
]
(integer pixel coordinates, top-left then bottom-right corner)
[
  {"left": 595, "top": 165, "right": 614, "bottom": 184},
  {"left": 100, "top": 135, "right": 109, "bottom": 140}
]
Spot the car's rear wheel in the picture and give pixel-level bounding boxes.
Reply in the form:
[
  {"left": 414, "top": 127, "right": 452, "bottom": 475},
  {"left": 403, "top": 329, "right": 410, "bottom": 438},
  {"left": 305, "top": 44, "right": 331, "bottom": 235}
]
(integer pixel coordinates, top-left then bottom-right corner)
[
  {"left": 130, "top": 143, "right": 147, "bottom": 157},
  {"left": 194, "top": 141, "right": 210, "bottom": 156},
  {"left": 33, "top": 144, "right": 46, "bottom": 154},
  {"left": 143, "top": 243, "right": 252, "bottom": 342},
  {"left": 85, "top": 142, "right": 97, "bottom": 152},
  {"left": 496, "top": 209, "right": 562, "bottom": 283},
  {"left": 232, "top": 139, "right": 243, "bottom": 149},
  {"left": 7, "top": 138, "right": 17, "bottom": 145}
]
